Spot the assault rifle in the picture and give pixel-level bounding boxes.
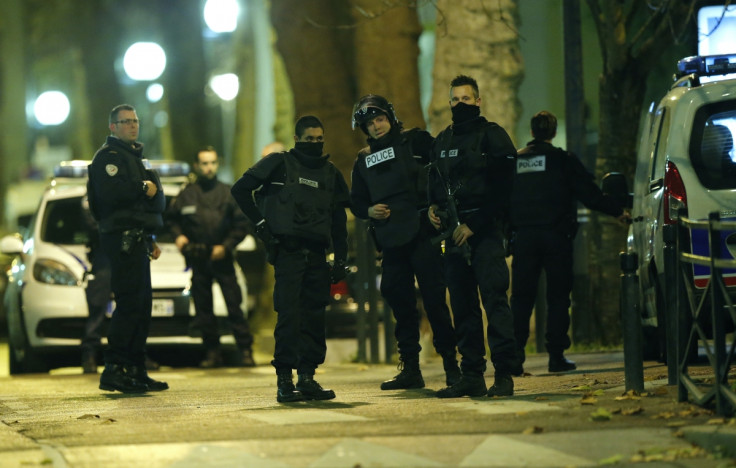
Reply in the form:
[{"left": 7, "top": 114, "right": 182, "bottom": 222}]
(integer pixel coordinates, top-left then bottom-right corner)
[{"left": 429, "top": 165, "right": 472, "bottom": 265}]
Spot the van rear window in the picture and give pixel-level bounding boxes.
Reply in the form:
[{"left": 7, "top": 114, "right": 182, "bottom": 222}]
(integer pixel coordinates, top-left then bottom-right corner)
[{"left": 690, "top": 100, "right": 736, "bottom": 190}]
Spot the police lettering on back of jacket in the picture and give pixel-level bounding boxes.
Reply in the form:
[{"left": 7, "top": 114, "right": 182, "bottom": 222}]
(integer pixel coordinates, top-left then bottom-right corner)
[
  {"left": 350, "top": 94, "right": 459, "bottom": 392},
  {"left": 509, "top": 110, "right": 630, "bottom": 375}
]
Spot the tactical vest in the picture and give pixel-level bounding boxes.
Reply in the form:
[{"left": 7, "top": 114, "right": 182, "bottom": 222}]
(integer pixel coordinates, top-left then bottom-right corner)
[
  {"left": 259, "top": 153, "right": 335, "bottom": 243},
  {"left": 356, "top": 138, "right": 421, "bottom": 248},
  {"left": 433, "top": 126, "right": 488, "bottom": 211},
  {"left": 510, "top": 145, "right": 572, "bottom": 227}
]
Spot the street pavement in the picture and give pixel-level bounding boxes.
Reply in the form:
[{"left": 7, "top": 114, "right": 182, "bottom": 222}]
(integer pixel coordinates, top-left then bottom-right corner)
[{"left": 0, "top": 347, "right": 735, "bottom": 467}]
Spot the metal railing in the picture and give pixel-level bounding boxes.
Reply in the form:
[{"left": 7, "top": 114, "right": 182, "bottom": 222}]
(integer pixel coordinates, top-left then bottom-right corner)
[{"left": 667, "top": 212, "right": 736, "bottom": 416}]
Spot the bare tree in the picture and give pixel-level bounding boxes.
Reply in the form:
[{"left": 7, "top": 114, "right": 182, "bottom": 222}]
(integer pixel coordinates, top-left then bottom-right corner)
[
  {"left": 428, "top": 0, "right": 523, "bottom": 138},
  {"left": 583, "top": 0, "right": 696, "bottom": 344},
  {"left": 270, "top": 0, "right": 426, "bottom": 179}
]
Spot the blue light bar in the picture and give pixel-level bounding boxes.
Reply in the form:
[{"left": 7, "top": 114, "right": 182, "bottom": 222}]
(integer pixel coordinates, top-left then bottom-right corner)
[
  {"left": 53, "top": 160, "right": 90, "bottom": 178},
  {"left": 677, "top": 54, "right": 736, "bottom": 78},
  {"left": 143, "top": 159, "right": 191, "bottom": 177}
]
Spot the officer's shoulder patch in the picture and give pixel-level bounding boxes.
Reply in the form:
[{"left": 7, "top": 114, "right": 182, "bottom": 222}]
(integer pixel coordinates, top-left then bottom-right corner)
[{"left": 105, "top": 164, "right": 119, "bottom": 176}]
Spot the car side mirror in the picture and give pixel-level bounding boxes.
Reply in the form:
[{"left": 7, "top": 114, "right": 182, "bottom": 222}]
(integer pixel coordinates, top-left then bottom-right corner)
[{"left": 601, "top": 172, "right": 633, "bottom": 209}]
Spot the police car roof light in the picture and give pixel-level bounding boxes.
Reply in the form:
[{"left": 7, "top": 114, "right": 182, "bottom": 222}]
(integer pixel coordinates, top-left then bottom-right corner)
[
  {"left": 53, "top": 160, "right": 91, "bottom": 178},
  {"left": 676, "top": 54, "right": 736, "bottom": 78},
  {"left": 143, "top": 160, "right": 190, "bottom": 177}
]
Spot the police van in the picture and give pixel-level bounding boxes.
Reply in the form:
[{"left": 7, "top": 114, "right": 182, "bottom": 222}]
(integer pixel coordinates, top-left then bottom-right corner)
[
  {"left": 628, "top": 54, "right": 736, "bottom": 358},
  {"left": 0, "top": 160, "right": 247, "bottom": 373}
]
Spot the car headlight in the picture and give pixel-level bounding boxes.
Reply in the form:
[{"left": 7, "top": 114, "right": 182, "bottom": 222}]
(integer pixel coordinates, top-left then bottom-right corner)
[{"left": 33, "top": 258, "right": 80, "bottom": 286}]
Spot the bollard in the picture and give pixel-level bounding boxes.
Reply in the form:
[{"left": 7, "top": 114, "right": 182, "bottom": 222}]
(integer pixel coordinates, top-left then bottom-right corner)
[{"left": 620, "top": 251, "right": 644, "bottom": 392}]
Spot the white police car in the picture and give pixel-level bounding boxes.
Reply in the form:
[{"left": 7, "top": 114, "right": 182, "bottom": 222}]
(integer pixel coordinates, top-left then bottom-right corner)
[
  {"left": 628, "top": 54, "right": 736, "bottom": 358},
  {"left": 1, "top": 160, "right": 247, "bottom": 373}
]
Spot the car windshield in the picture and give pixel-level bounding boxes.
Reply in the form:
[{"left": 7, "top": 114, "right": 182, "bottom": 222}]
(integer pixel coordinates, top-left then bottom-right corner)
[
  {"left": 41, "top": 195, "right": 176, "bottom": 245},
  {"left": 690, "top": 100, "right": 736, "bottom": 190}
]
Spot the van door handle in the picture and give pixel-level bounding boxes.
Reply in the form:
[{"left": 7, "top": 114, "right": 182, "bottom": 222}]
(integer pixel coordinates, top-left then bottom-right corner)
[{"left": 649, "top": 179, "right": 663, "bottom": 192}]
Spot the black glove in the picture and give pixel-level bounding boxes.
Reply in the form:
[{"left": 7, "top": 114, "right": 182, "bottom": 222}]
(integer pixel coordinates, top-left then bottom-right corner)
[
  {"left": 330, "top": 260, "right": 348, "bottom": 284},
  {"left": 255, "top": 222, "right": 279, "bottom": 265}
]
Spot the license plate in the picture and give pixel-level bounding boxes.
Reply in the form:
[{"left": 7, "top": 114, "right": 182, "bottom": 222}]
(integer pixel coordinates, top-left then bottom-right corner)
[{"left": 152, "top": 299, "right": 175, "bottom": 317}]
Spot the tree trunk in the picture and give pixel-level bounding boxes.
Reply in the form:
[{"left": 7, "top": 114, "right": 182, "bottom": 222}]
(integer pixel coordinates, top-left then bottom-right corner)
[
  {"left": 584, "top": 0, "right": 695, "bottom": 344},
  {"left": 428, "top": 0, "right": 523, "bottom": 138},
  {"left": 156, "top": 0, "right": 209, "bottom": 161},
  {"left": 351, "top": 1, "right": 425, "bottom": 131},
  {"left": 270, "top": 0, "right": 362, "bottom": 179}
]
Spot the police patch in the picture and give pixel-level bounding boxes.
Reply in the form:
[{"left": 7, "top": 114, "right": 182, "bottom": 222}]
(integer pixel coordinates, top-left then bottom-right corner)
[
  {"left": 299, "top": 177, "right": 319, "bottom": 188},
  {"left": 365, "top": 147, "right": 396, "bottom": 168},
  {"left": 517, "top": 155, "right": 546, "bottom": 174},
  {"left": 105, "top": 164, "right": 119, "bottom": 176},
  {"left": 182, "top": 205, "right": 196, "bottom": 215}
]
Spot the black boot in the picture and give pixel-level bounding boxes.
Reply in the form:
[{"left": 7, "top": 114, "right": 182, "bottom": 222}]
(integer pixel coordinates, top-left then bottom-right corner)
[
  {"left": 296, "top": 373, "right": 336, "bottom": 400},
  {"left": 441, "top": 353, "right": 462, "bottom": 387},
  {"left": 487, "top": 373, "right": 514, "bottom": 397},
  {"left": 200, "top": 348, "right": 223, "bottom": 368},
  {"left": 380, "top": 357, "right": 424, "bottom": 390},
  {"left": 436, "top": 374, "right": 487, "bottom": 398},
  {"left": 234, "top": 348, "right": 256, "bottom": 367},
  {"left": 548, "top": 353, "right": 576, "bottom": 373},
  {"left": 99, "top": 364, "right": 148, "bottom": 394},
  {"left": 82, "top": 351, "right": 98, "bottom": 374},
  {"left": 276, "top": 372, "right": 304, "bottom": 403},
  {"left": 126, "top": 365, "right": 169, "bottom": 391}
]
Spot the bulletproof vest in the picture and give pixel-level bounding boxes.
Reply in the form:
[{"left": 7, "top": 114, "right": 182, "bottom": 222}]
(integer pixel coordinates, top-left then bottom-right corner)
[
  {"left": 433, "top": 126, "right": 487, "bottom": 210},
  {"left": 510, "top": 145, "right": 572, "bottom": 227},
  {"left": 356, "top": 138, "right": 421, "bottom": 248},
  {"left": 259, "top": 153, "right": 335, "bottom": 243}
]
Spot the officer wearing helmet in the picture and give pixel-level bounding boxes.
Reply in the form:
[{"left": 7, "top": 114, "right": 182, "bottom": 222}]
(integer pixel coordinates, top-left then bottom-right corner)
[{"left": 350, "top": 94, "right": 459, "bottom": 391}]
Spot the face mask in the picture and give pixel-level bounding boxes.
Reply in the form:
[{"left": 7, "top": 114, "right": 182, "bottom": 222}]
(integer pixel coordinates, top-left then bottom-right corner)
[
  {"left": 294, "top": 141, "right": 323, "bottom": 157},
  {"left": 451, "top": 102, "right": 481, "bottom": 124}
]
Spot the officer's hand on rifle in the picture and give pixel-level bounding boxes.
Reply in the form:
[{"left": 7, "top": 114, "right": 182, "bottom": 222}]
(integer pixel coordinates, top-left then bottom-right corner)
[
  {"left": 428, "top": 204, "right": 442, "bottom": 230},
  {"left": 368, "top": 204, "right": 391, "bottom": 220},
  {"left": 330, "top": 260, "right": 349, "bottom": 284},
  {"left": 452, "top": 223, "right": 474, "bottom": 247}
]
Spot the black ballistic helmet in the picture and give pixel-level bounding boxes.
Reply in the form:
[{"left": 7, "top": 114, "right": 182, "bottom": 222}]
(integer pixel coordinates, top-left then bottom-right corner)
[{"left": 351, "top": 94, "right": 399, "bottom": 133}]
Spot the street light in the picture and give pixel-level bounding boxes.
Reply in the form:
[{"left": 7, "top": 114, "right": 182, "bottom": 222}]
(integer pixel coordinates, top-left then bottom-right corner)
[
  {"left": 33, "top": 91, "right": 70, "bottom": 126},
  {"left": 209, "top": 73, "right": 239, "bottom": 181},
  {"left": 203, "top": 0, "right": 240, "bottom": 33},
  {"left": 123, "top": 42, "right": 167, "bottom": 81},
  {"left": 209, "top": 73, "right": 239, "bottom": 101}
]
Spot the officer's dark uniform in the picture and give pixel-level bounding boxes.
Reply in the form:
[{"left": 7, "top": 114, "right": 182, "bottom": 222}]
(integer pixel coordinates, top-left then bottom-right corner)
[
  {"left": 510, "top": 139, "right": 622, "bottom": 370},
  {"left": 429, "top": 106, "right": 520, "bottom": 397},
  {"left": 231, "top": 146, "right": 349, "bottom": 400},
  {"left": 167, "top": 176, "right": 254, "bottom": 364},
  {"left": 81, "top": 197, "right": 112, "bottom": 374},
  {"left": 351, "top": 121, "right": 458, "bottom": 388},
  {"left": 87, "top": 135, "right": 167, "bottom": 392}
]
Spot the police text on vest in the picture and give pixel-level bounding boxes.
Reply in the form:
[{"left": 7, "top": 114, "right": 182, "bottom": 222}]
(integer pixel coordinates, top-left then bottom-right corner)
[{"left": 365, "top": 147, "right": 396, "bottom": 168}]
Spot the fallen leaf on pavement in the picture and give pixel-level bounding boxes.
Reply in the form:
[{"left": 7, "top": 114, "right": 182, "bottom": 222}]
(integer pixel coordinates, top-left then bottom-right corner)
[
  {"left": 599, "top": 454, "right": 624, "bottom": 465},
  {"left": 589, "top": 407, "right": 612, "bottom": 421},
  {"left": 77, "top": 414, "right": 100, "bottom": 420},
  {"left": 706, "top": 418, "right": 726, "bottom": 425},
  {"left": 580, "top": 396, "right": 598, "bottom": 405},
  {"left": 571, "top": 385, "right": 593, "bottom": 391},
  {"left": 621, "top": 407, "right": 644, "bottom": 416},
  {"left": 522, "top": 426, "right": 543, "bottom": 434}
]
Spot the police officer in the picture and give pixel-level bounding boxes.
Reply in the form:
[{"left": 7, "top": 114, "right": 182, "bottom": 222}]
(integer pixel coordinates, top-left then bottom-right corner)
[
  {"left": 231, "top": 116, "right": 349, "bottom": 403},
  {"left": 350, "top": 94, "right": 459, "bottom": 390},
  {"left": 167, "top": 146, "right": 255, "bottom": 368},
  {"left": 428, "top": 75, "right": 520, "bottom": 398},
  {"left": 80, "top": 195, "right": 111, "bottom": 374},
  {"left": 87, "top": 104, "right": 168, "bottom": 393},
  {"left": 510, "top": 110, "right": 630, "bottom": 373}
]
